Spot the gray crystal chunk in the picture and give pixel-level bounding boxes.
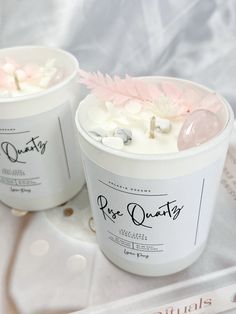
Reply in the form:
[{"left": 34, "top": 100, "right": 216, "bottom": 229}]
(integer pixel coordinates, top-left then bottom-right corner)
[{"left": 113, "top": 128, "right": 132, "bottom": 144}]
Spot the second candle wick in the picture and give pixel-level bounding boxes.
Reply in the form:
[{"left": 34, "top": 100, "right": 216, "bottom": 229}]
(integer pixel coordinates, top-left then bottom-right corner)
[
  {"left": 149, "top": 116, "right": 156, "bottom": 139},
  {"left": 14, "top": 73, "right": 21, "bottom": 91}
]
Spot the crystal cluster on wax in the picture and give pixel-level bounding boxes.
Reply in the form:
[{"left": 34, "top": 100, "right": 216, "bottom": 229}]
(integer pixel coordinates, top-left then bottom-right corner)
[{"left": 0, "top": 58, "right": 63, "bottom": 97}]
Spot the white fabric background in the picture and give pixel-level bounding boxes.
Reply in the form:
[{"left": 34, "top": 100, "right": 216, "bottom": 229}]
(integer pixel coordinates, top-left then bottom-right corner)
[
  {"left": 1, "top": 1, "right": 236, "bottom": 313},
  {"left": 0, "top": 0, "right": 236, "bottom": 112}
]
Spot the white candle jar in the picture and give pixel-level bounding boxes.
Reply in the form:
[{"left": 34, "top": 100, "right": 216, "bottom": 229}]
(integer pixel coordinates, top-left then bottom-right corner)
[
  {"left": 75, "top": 77, "right": 234, "bottom": 276},
  {"left": 0, "top": 46, "right": 85, "bottom": 211}
]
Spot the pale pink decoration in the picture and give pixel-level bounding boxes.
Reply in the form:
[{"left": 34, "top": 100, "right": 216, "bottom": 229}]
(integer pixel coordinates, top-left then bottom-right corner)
[
  {"left": 78, "top": 69, "right": 163, "bottom": 106},
  {"left": 176, "top": 90, "right": 222, "bottom": 117},
  {"left": 176, "top": 105, "right": 193, "bottom": 116},
  {"left": 177, "top": 109, "right": 221, "bottom": 151},
  {"left": 199, "top": 93, "right": 222, "bottom": 113},
  {"left": 78, "top": 69, "right": 222, "bottom": 118},
  {"left": 0, "top": 60, "right": 41, "bottom": 91},
  {"left": 182, "top": 89, "right": 202, "bottom": 108},
  {"left": 177, "top": 89, "right": 202, "bottom": 116},
  {"left": 161, "top": 81, "right": 183, "bottom": 100},
  {"left": 0, "top": 58, "right": 64, "bottom": 95},
  {"left": 23, "top": 64, "right": 41, "bottom": 79},
  {"left": 4, "top": 57, "right": 20, "bottom": 70}
]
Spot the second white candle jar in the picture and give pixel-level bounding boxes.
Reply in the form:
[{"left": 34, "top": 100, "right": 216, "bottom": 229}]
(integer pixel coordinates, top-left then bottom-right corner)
[
  {"left": 0, "top": 46, "right": 85, "bottom": 211},
  {"left": 76, "top": 76, "right": 234, "bottom": 276}
]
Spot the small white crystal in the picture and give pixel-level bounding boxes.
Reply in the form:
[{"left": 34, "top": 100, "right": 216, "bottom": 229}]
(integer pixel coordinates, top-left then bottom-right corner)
[
  {"left": 3, "top": 63, "right": 16, "bottom": 74},
  {"left": 40, "top": 74, "right": 57, "bottom": 87},
  {"left": 39, "top": 59, "right": 58, "bottom": 87},
  {"left": 48, "top": 68, "right": 64, "bottom": 86},
  {"left": 125, "top": 101, "right": 142, "bottom": 114},
  {"left": 102, "top": 136, "right": 124, "bottom": 150},
  {"left": 156, "top": 117, "right": 171, "bottom": 133}
]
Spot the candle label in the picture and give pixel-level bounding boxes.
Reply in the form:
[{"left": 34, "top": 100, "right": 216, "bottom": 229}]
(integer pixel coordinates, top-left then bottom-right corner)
[
  {"left": 83, "top": 154, "right": 224, "bottom": 263},
  {"left": 0, "top": 103, "right": 80, "bottom": 198}
]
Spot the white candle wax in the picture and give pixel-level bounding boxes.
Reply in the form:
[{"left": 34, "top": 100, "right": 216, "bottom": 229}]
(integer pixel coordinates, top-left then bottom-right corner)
[
  {"left": 76, "top": 77, "right": 234, "bottom": 276},
  {"left": 82, "top": 94, "right": 183, "bottom": 154}
]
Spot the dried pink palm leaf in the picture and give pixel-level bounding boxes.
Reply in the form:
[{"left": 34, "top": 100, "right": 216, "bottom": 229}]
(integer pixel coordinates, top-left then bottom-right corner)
[
  {"left": 78, "top": 69, "right": 222, "bottom": 118},
  {"left": 161, "top": 81, "right": 183, "bottom": 99},
  {"left": 199, "top": 93, "right": 222, "bottom": 113},
  {"left": 78, "top": 69, "right": 162, "bottom": 105}
]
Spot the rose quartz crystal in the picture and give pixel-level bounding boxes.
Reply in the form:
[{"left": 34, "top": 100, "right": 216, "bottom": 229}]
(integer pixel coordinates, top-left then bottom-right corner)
[{"left": 177, "top": 109, "right": 221, "bottom": 151}]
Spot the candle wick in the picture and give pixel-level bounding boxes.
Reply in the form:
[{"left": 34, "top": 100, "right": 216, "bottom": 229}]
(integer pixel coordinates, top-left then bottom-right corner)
[
  {"left": 14, "top": 73, "right": 21, "bottom": 91},
  {"left": 149, "top": 116, "right": 156, "bottom": 139}
]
